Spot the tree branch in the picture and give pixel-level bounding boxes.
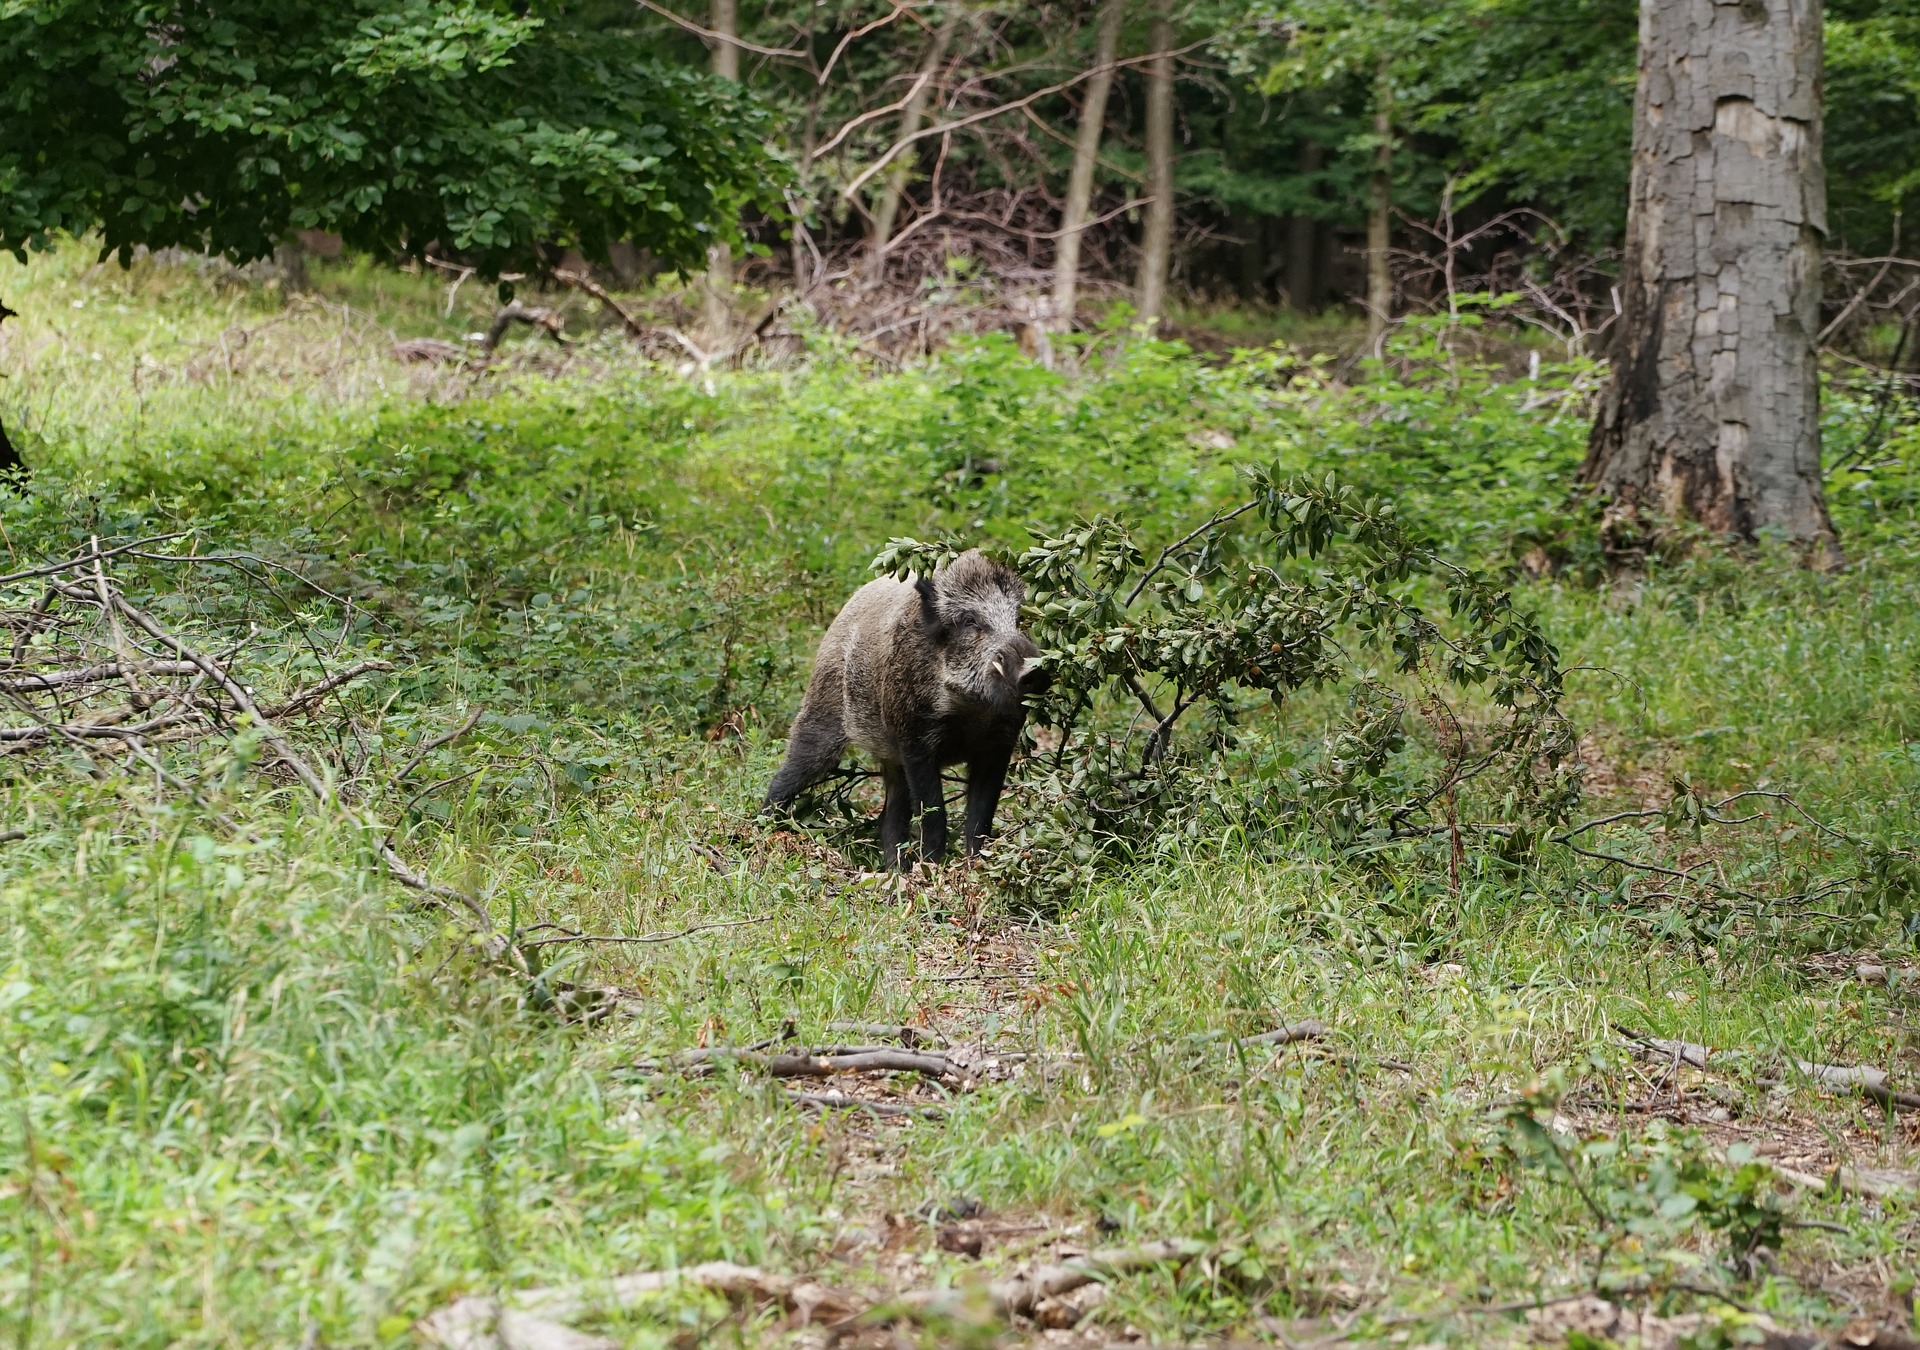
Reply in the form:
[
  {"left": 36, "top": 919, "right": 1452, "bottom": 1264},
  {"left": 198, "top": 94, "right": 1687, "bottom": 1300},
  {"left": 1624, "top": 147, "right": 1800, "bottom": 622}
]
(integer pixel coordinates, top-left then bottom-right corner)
[{"left": 842, "top": 41, "right": 1217, "bottom": 200}]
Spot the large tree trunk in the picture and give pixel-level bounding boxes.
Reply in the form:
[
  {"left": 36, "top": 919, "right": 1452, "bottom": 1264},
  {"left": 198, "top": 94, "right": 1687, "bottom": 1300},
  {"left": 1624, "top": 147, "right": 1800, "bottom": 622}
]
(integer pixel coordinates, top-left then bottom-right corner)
[
  {"left": 1285, "top": 139, "right": 1324, "bottom": 312},
  {"left": 1050, "top": 0, "right": 1127, "bottom": 329},
  {"left": 1134, "top": 0, "right": 1175, "bottom": 326},
  {"left": 1583, "top": 0, "right": 1837, "bottom": 565},
  {"left": 1365, "top": 58, "right": 1393, "bottom": 355},
  {"left": 866, "top": 10, "right": 960, "bottom": 280},
  {"left": 699, "top": 0, "right": 740, "bottom": 348}
]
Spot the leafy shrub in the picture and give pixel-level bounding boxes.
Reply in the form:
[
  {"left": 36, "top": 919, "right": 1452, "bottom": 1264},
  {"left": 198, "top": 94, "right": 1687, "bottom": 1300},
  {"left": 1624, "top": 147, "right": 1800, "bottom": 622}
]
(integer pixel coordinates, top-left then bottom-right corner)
[{"left": 876, "top": 467, "right": 1580, "bottom": 904}]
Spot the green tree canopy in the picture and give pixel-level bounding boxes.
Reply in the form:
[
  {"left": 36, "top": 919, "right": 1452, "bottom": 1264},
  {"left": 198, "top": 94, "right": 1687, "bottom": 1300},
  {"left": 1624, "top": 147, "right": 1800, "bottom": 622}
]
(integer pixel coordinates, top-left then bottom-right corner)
[{"left": 0, "top": 0, "right": 783, "bottom": 274}]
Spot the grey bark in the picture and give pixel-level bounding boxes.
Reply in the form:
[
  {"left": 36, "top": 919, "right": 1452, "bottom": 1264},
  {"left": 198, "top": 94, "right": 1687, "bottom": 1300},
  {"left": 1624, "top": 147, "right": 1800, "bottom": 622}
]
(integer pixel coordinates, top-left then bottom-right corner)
[
  {"left": 275, "top": 237, "right": 310, "bottom": 295},
  {"left": 867, "top": 9, "right": 960, "bottom": 279},
  {"left": 1286, "top": 139, "right": 1324, "bottom": 312},
  {"left": 1050, "top": 0, "right": 1127, "bottom": 328},
  {"left": 1365, "top": 58, "right": 1393, "bottom": 354},
  {"left": 700, "top": 0, "right": 740, "bottom": 347},
  {"left": 1583, "top": 0, "right": 1838, "bottom": 564},
  {"left": 1134, "top": 0, "right": 1175, "bottom": 325}
]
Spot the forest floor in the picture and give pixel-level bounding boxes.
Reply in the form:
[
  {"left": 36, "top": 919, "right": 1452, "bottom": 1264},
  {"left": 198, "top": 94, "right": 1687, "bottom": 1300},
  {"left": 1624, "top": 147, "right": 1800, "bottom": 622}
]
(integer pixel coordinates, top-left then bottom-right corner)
[{"left": 1, "top": 241, "right": 1918, "bottom": 1350}]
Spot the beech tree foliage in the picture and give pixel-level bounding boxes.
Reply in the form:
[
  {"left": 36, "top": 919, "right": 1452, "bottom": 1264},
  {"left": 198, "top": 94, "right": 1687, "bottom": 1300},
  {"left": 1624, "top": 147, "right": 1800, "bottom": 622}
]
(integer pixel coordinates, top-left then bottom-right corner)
[{"left": 0, "top": 0, "right": 780, "bottom": 273}]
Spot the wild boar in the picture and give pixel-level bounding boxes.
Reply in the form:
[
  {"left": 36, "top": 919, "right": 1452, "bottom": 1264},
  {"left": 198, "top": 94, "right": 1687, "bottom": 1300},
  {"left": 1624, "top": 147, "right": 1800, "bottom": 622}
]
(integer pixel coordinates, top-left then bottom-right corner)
[{"left": 764, "top": 550, "right": 1048, "bottom": 867}]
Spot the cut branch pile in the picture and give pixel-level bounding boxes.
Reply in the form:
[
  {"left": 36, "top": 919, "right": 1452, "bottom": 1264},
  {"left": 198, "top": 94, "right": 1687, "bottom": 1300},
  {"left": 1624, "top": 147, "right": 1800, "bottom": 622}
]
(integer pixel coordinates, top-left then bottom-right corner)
[
  {"left": 0, "top": 536, "right": 390, "bottom": 768},
  {"left": 0, "top": 539, "right": 524, "bottom": 956}
]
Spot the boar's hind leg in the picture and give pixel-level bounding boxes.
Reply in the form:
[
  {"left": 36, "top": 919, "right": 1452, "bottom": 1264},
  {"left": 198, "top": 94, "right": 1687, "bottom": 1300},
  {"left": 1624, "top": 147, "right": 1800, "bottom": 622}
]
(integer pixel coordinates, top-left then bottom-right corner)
[
  {"left": 962, "top": 741, "right": 1015, "bottom": 856},
  {"left": 763, "top": 707, "right": 846, "bottom": 809},
  {"left": 879, "top": 761, "right": 911, "bottom": 869},
  {"left": 903, "top": 757, "right": 948, "bottom": 865}
]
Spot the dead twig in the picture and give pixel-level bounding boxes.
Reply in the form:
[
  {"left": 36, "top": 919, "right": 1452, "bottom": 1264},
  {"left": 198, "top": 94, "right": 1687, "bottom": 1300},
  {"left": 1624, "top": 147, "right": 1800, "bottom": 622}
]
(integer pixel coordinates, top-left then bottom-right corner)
[
  {"left": 259, "top": 659, "right": 394, "bottom": 717},
  {"left": 519, "top": 915, "right": 771, "bottom": 949},
  {"left": 0, "top": 533, "right": 189, "bottom": 590},
  {"left": 481, "top": 300, "right": 566, "bottom": 352},
  {"left": 1235, "top": 1019, "right": 1329, "bottom": 1050},
  {"left": 393, "top": 704, "right": 486, "bottom": 782},
  {"left": 0, "top": 660, "right": 198, "bottom": 693}
]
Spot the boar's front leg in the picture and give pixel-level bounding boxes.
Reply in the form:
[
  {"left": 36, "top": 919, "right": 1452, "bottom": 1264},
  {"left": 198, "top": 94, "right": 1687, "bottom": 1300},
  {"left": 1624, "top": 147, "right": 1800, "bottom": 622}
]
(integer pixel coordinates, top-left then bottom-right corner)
[
  {"left": 962, "top": 740, "right": 1014, "bottom": 856},
  {"left": 902, "top": 756, "right": 948, "bottom": 865}
]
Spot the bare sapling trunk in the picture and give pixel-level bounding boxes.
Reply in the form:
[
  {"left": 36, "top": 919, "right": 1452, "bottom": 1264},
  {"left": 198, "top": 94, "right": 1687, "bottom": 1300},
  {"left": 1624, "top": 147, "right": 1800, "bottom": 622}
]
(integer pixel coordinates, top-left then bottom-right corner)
[
  {"left": 1365, "top": 57, "right": 1393, "bottom": 355},
  {"left": 700, "top": 0, "right": 741, "bottom": 348},
  {"left": 1286, "top": 139, "right": 1324, "bottom": 312},
  {"left": 1583, "top": 0, "right": 1838, "bottom": 565},
  {"left": 1134, "top": 0, "right": 1175, "bottom": 326},
  {"left": 1050, "top": 0, "right": 1127, "bottom": 329},
  {"left": 867, "top": 9, "right": 960, "bottom": 280},
  {"left": 0, "top": 298, "right": 19, "bottom": 476}
]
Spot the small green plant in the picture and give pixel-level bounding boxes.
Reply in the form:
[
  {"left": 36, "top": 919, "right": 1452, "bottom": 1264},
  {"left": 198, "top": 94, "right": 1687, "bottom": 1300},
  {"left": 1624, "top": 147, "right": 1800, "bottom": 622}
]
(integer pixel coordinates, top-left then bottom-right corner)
[{"left": 1504, "top": 1078, "right": 1788, "bottom": 1291}]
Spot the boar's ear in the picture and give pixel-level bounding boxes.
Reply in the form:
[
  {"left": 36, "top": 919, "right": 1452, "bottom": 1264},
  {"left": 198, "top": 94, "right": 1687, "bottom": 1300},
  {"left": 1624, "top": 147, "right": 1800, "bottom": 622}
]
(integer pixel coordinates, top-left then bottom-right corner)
[{"left": 914, "top": 575, "right": 947, "bottom": 638}]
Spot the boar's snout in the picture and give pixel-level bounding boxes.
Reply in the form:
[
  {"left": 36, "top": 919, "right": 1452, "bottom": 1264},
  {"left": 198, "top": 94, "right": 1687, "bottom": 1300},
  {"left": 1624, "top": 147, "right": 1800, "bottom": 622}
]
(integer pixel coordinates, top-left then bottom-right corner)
[{"left": 989, "top": 634, "right": 1048, "bottom": 699}]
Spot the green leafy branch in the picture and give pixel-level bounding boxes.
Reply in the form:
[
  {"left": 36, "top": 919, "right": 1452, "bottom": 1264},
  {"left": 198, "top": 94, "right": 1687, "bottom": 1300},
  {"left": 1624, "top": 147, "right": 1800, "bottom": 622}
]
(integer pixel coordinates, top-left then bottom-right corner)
[{"left": 969, "top": 466, "right": 1579, "bottom": 897}]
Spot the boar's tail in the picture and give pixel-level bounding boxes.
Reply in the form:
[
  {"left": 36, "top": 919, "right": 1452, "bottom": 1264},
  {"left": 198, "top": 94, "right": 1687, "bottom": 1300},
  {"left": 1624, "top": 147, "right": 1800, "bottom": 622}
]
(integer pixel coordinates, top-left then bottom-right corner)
[{"left": 763, "top": 709, "right": 848, "bottom": 811}]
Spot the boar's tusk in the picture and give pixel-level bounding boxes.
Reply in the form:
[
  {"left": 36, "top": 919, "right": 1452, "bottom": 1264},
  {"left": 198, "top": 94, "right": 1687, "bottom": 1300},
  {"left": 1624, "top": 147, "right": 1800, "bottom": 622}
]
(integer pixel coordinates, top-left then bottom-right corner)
[{"left": 992, "top": 655, "right": 1005, "bottom": 678}]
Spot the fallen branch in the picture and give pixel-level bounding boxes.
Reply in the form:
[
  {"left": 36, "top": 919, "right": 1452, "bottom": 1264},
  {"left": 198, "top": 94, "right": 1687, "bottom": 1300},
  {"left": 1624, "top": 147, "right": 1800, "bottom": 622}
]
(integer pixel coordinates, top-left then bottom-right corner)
[
  {"left": 1833, "top": 1166, "right": 1919, "bottom": 1200},
  {"left": 1617, "top": 1027, "right": 1713, "bottom": 1071},
  {"left": 786, "top": 1090, "right": 944, "bottom": 1118},
  {"left": 0, "top": 659, "right": 198, "bottom": 693},
  {"left": 1235, "top": 1019, "right": 1329, "bottom": 1050},
  {"left": 482, "top": 299, "right": 566, "bottom": 352},
  {"left": 393, "top": 704, "right": 486, "bottom": 782},
  {"left": 1785, "top": 1059, "right": 1920, "bottom": 1112},
  {"left": 519, "top": 915, "right": 771, "bottom": 949},
  {"left": 260, "top": 658, "right": 394, "bottom": 718},
  {"left": 549, "top": 267, "right": 719, "bottom": 366},
  {"left": 1617, "top": 1026, "right": 1920, "bottom": 1111},
  {"left": 658, "top": 1045, "right": 971, "bottom": 1084},
  {"left": 0, "top": 532, "right": 190, "bottom": 590}
]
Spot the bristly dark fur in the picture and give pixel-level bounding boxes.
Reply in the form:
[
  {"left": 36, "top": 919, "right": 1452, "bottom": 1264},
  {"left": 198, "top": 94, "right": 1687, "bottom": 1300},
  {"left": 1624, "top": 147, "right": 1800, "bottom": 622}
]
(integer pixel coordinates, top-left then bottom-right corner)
[{"left": 763, "top": 549, "right": 1049, "bottom": 868}]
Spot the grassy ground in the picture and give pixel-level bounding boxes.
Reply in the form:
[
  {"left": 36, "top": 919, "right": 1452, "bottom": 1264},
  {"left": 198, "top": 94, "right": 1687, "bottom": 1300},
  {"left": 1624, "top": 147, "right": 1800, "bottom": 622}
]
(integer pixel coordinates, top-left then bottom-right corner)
[{"left": 2, "top": 240, "right": 1918, "bottom": 1350}]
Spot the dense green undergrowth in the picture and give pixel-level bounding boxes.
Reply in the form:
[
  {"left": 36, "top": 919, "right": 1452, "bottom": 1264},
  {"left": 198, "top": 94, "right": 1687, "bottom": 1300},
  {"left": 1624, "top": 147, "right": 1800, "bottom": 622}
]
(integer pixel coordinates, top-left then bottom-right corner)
[{"left": 3, "top": 244, "right": 1920, "bottom": 1348}]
